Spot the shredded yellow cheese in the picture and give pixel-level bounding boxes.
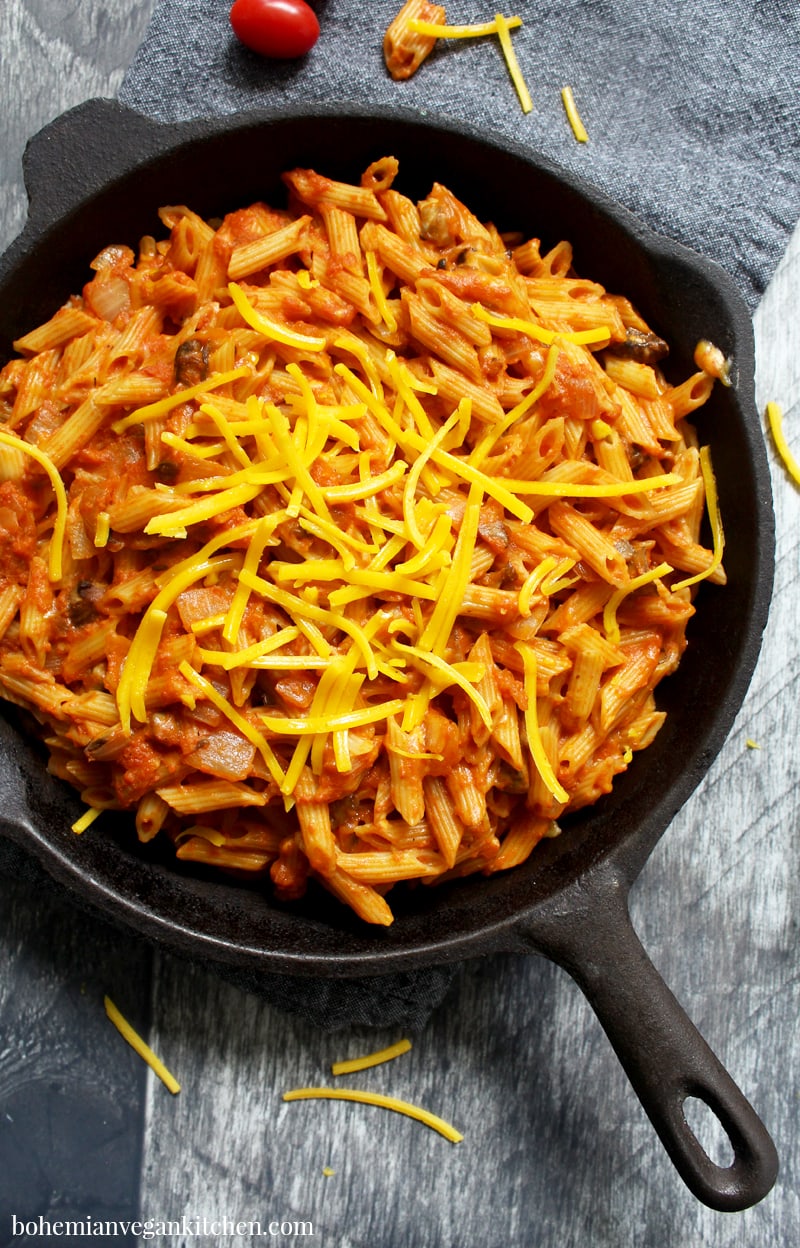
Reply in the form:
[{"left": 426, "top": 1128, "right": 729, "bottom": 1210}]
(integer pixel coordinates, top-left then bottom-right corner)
[
  {"left": 394, "top": 640, "right": 492, "bottom": 731},
  {"left": 561, "top": 86, "right": 589, "bottom": 142},
  {"left": 256, "top": 701, "right": 406, "bottom": 738},
  {"left": 0, "top": 428, "right": 67, "bottom": 581},
  {"left": 222, "top": 512, "right": 286, "bottom": 645},
  {"left": 71, "top": 806, "right": 102, "bottom": 834},
  {"left": 238, "top": 568, "right": 378, "bottom": 678},
  {"left": 94, "top": 511, "right": 111, "bottom": 548},
  {"left": 424, "top": 445, "right": 534, "bottom": 521},
  {"left": 178, "top": 660, "right": 285, "bottom": 787},
  {"left": 471, "top": 302, "right": 610, "bottom": 346},
  {"left": 470, "top": 343, "right": 560, "bottom": 467},
  {"left": 116, "top": 555, "right": 239, "bottom": 732},
  {"left": 366, "top": 250, "right": 398, "bottom": 332},
  {"left": 409, "top": 15, "right": 522, "bottom": 38},
  {"left": 144, "top": 481, "right": 263, "bottom": 539},
  {"left": 282, "top": 1087, "right": 462, "bottom": 1143},
  {"left": 515, "top": 642, "right": 569, "bottom": 805},
  {"left": 407, "top": 13, "right": 531, "bottom": 113},
  {"left": 494, "top": 12, "right": 533, "bottom": 113},
  {"left": 228, "top": 281, "right": 326, "bottom": 351},
  {"left": 199, "top": 402, "right": 253, "bottom": 469},
  {"left": 323, "top": 460, "right": 408, "bottom": 503},
  {"left": 497, "top": 472, "right": 680, "bottom": 498},
  {"left": 112, "top": 366, "right": 250, "bottom": 432},
  {"left": 518, "top": 556, "right": 558, "bottom": 617},
  {"left": 766, "top": 400, "right": 800, "bottom": 487},
  {"left": 104, "top": 995, "right": 181, "bottom": 1094},
  {"left": 331, "top": 1038, "right": 412, "bottom": 1075},
  {"left": 116, "top": 608, "right": 167, "bottom": 733},
  {"left": 603, "top": 561, "right": 673, "bottom": 645},
  {"left": 418, "top": 481, "right": 483, "bottom": 657},
  {"left": 540, "top": 557, "right": 578, "bottom": 594},
  {"left": 671, "top": 447, "right": 725, "bottom": 590},
  {"left": 199, "top": 626, "right": 300, "bottom": 670}
]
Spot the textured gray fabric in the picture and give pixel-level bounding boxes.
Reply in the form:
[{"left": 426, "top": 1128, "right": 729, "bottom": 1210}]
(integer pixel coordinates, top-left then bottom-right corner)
[{"left": 119, "top": 0, "right": 800, "bottom": 310}]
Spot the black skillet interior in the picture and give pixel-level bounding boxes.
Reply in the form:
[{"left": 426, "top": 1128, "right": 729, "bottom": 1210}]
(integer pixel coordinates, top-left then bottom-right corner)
[{"left": 0, "top": 100, "right": 775, "bottom": 978}]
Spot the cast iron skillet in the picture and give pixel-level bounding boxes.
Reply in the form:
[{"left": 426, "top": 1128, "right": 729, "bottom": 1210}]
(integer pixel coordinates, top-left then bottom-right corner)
[{"left": 0, "top": 100, "right": 778, "bottom": 1210}]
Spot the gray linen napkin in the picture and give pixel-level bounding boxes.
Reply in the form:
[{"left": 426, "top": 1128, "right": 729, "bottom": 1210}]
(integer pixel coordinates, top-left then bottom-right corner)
[
  {"left": 114, "top": 0, "right": 800, "bottom": 1025},
  {"left": 119, "top": 0, "right": 800, "bottom": 310}
]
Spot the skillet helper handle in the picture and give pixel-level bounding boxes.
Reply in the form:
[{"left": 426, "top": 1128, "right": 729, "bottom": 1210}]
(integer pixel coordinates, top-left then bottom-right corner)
[{"left": 546, "top": 881, "right": 778, "bottom": 1211}]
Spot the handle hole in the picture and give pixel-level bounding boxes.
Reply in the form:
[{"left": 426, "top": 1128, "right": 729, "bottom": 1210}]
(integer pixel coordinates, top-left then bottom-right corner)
[{"left": 683, "top": 1095, "right": 735, "bottom": 1168}]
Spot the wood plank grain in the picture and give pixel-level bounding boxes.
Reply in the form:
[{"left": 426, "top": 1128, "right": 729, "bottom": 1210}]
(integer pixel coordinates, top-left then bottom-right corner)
[
  {"left": 0, "top": 1, "right": 157, "bottom": 1242},
  {"left": 0, "top": 866, "right": 153, "bottom": 1237},
  {"left": 0, "top": 0, "right": 156, "bottom": 254}
]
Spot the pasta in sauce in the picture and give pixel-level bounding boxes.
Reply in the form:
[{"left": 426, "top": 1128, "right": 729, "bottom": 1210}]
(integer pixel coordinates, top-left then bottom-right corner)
[{"left": 0, "top": 158, "right": 724, "bottom": 925}]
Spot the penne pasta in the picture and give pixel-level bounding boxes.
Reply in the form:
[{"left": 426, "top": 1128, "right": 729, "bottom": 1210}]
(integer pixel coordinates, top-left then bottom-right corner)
[
  {"left": 383, "top": 0, "right": 445, "bottom": 81},
  {"left": 0, "top": 157, "right": 723, "bottom": 924}
]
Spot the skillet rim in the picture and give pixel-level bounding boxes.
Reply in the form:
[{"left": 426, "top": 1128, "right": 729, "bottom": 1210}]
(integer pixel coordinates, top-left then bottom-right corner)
[{"left": 0, "top": 99, "right": 775, "bottom": 977}]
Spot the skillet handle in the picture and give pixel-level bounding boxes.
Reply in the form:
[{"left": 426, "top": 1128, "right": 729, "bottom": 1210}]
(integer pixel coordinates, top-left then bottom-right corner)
[
  {"left": 20, "top": 100, "right": 165, "bottom": 230},
  {"left": 539, "top": 876, "right": 778, "bottom": 1211}
]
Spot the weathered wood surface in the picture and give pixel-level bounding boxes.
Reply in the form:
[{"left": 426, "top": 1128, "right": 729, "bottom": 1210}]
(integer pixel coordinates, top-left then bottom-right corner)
[{"left": 1, "top": 3, "right": 798, "bottom": 1245}]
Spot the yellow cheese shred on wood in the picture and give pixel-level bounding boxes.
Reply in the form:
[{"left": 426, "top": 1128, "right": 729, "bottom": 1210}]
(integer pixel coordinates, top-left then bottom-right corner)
[
  {"left": 104, "top": 995, "right": 181, "bottom": 1095},
  {"left": 331, "top": 1038, "right": 412, "bottom": 1075},
  {"left": 282, "top": 1087, "right": 463, "bottom": 1143},
  {"left": 766, "top": 400, "right": 800, "bottom": 487},
  {"left": 0, "top": 428, "right": 67, "bottom": 582}
]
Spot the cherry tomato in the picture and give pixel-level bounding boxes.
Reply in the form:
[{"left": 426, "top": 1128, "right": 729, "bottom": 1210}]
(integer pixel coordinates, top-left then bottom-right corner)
[{"left": 229, "top": 0, "right": 320, "bottom": 60}]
